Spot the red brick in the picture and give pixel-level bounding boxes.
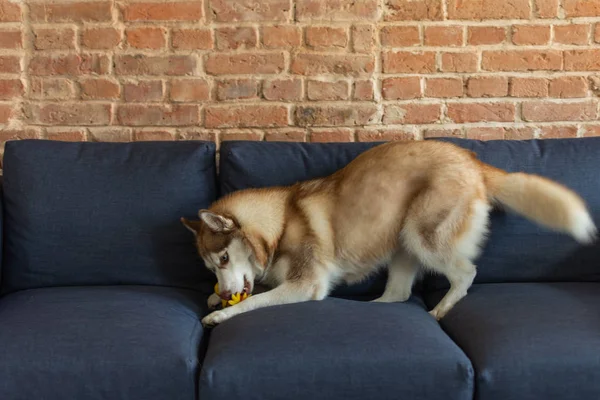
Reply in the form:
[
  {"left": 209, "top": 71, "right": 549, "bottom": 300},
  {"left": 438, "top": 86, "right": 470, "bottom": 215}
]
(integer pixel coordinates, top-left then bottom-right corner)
[
  {"left": 482, "top": 50, "right": 562, "bottom": 71},
  {"left": 522, "top": 100, "right": 597, "bottom": 121},
  {"left": 295, "top": 104, "right": 378, "bottom": 126},
  {"left": 27, "top": 103, "right": 111, "bottom": 125},
  {"left": 80, "top": 78, "right": 119, "bottom": 100},
  {"left": 262, "top": 26, "right": 301, "bottom": 48},
  {"left": 384, "top": 0, "right": 442, "bottom": 21},
  {"left": 310, "top": 128, "right": 354, "bottom": 142},
  {"left": 0, "top": 0, "right": 21, "bottom": 22},
  {"left": 46, "top": 129, "right": 87, "bottom": 142},
  {"left": 352, "top": 25, "right": 374, "bottom": 53},
  {"left": 357, "top": 128, "right": 415, "bottom": 141},
  {"left": 221, "top": 131, "right": 264, "bottom": 142},
  {"left": 297, "top": 0, "right": 378, "bottom": 21},
  {"left": 291, "top": 53, "right": 374, "bottom": 76},
  {"left": 425, "top": 78, "right": 464, "bottom": 98},
  {"left": 447, "top": 0, "right": 530, "bottom": 19},
  {"left": 206, "top": 53, "right": 284, "bottom": 75},
  {"left": 0, "top": 56, "right": 20, "bottom": 74},
  {"left": 564, "top": 50, "right": 600, "bottom": 71},
  {"left": 30, "top": 78, "right": 75, "bottom": 100},
  {"left": 383, "top": 104, "right": 441, "bottom": 124},
  {"left": 510, "top": 78, "right": 549, "bottom": 98},
  {"left": 595, "top": 24, "right": 600, "bottom": 43},
  {"left": 512, "top": 25, "right": 551, "bottom": 45},
  {"left": 216, "top": 27, "right": 257, "bottom": 50},
  {"left": 0, "top": 129, "right": 40, "bottom": 143},
  {"left": 30, "top": 54, "right": 110, "bottom": 76},
  {"left": 126, "top": 27, "right": 166, "bottom": 49},
  {"left": 554, "top": 24, "right": 590, "bottom": 45},
  {"left": 441, "top": 52, "right": 477, "bottom": 73},
  {"left": 505, "top": 127, "right": 536, "bottom": 140},
  {"left": 171, "top": 79, "right": 211, "bottom": 102},
  {"left": 549, "top": 76, "right": 588, "bottom": 98},
  {"left": 210, "top": 0, "right": 291, "bottom": 22},
  {"left": 115, "top": 55, "right": 196, "bottom": 76},
  {"left": 133, "top": 130, "right": 176, "bottom": 141},
  {"left": 117, "top": 105, "right": 200, "bottom": 126},
  {"left": 0, "top": 29, "right": 21, "bottom": 49},
  {"left": 122, "top": 2, "right": 203, "bottom": 21},
  {"left": 265, "top": 130, "right": 306, "bottom": 142},
  {"left": 465, "top": 127, "right": 505, "bottom": 141},
  {"left": 447, "top": 102, "right": 515, "bottom": 123},
  {"left": 34, "top": 28, "right": 75, "bottom": 50},
  {"left": 172, "top": 29, "right": 212, "bottom": 50},
  {"left": 423, "top": 128, "right": 463, "bottom": 139},
  {"left": 306, "top": 27, "right": 348, "bottom": 50},
  {"left": 535, "top": 0, "right": 558, "bottom": 18},
  {"left": 0, "top": 79, "right": 23, "bottom": 100},
  {"left": 424, "top": 26, "right": 463, "bottom": 46},
  {"left": 353, "top": 80, "right": 374, "bottom": 100},
  {"left": 263, "top": 79, "right": 303, "bottom": 101},
  {"left": 467, "top": 26, "right": 506, "bottom": 45},
  {"left": 467, "top": 77, "right": 509, "bottom": 97},
  {"left": 88, "top": 127, "right": 132, "bottom": 142},
  {"left": 382, "top": 77, "right": 422, "bottom": 100},
  {"left": 584, "top": 125, "right": 600, "bottom": 137},
  {"left": 0, "top": 104, "right": 12, "bottom": 124},
  {"left": 179, "top": 130, "right": 218, "bottom": 142},
  {"left": 563, "top": 0, "right": 600, "bottom": 17},
  {"left": 217, "top": 79, "right": 258, "bottom": 100},
  {"left": 30, "top": 2, "right": 112, "bottom": 22},
  {"left": 380, "top": 26, "right": 420, "bottom": 47},
  {"left": 81, "top": 27, "right": 121, "bottom": 49},
  {"left": 539, "top": 126, "right": 578, "bottom": 139},
  {"left": 307, "top": 80, "right": 349, "bottom": 100},
  {"left": 123, "top": 81, "right": 163, "bottom": 102},
  {"left": 206, "top": 105, "right": 288, "bottom": 128},
  {"left": 383, "top": 51, "right": 436, "bottom": 73}
]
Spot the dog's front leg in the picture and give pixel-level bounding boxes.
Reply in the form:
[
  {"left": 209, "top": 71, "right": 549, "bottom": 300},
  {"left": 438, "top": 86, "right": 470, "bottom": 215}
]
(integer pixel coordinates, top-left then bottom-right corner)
[{"left": 201, "top": 281, "right": 323, "bottom": 327}]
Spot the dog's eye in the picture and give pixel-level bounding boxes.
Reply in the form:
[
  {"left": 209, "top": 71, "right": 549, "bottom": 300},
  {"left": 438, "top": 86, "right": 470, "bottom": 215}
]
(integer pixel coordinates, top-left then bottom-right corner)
[{"left": 220, "top": 252, "right": 229, "bottom": 265}]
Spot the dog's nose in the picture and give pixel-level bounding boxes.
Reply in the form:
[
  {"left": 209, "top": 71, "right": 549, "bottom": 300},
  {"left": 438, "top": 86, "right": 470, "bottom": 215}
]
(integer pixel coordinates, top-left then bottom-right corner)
[{"left": 218, "top": 290, "right": 231, "bottom": 300}]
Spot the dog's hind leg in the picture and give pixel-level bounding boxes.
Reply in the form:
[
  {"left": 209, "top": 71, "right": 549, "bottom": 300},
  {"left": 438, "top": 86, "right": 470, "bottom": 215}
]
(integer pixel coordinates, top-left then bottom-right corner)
[
  {"left": 426, "top": 257, "right": 476, "bottom": 320},
  {"left": 401, "top": 187, "right": 488, "bottom": 320},
  {"left": 371, "top": 250, "right": 418, "bottom": 303}
]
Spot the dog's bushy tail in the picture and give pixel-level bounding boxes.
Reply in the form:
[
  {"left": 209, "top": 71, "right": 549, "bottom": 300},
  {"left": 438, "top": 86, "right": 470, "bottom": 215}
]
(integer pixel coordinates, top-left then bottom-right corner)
[{"left": 483, "top": 165, "right": 597, "bottom": 244}]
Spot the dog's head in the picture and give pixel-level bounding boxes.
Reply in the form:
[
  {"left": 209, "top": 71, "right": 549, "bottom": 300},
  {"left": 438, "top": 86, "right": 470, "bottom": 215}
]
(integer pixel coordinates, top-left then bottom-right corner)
[{"left": 181, "top": 210, "right": 269, "bottom": 300}]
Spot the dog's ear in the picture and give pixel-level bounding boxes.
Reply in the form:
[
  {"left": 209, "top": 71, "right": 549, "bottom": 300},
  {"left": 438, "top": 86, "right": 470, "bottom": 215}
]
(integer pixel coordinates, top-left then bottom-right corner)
[
  {"left": 181, "top": 217, "right": 202, "bottom": 235},
  {"left": 198, "top": 210, "right": 236, "bottom": 233}
]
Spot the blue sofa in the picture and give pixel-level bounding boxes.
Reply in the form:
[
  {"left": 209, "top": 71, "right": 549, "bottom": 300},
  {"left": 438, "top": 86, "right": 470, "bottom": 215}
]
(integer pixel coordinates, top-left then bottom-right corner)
[{"left": 0, "top": 137, "right": 599, "bottom": 400}]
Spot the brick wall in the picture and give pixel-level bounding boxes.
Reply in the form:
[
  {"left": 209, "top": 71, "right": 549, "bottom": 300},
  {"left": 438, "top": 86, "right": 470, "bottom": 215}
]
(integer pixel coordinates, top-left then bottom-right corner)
[{"left": 1, "top": 0, "right": 600, "bottom": 156}]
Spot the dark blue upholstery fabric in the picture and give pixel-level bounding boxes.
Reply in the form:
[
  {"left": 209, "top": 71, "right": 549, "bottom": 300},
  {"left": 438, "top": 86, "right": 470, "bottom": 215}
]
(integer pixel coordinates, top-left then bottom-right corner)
[
  {"left": 219, "top": 140, "right": 389, "bottom": 297},
  {"left": 199, "top": 297, "right": 473, "bottom": 400},
  {"left": 427, "top": 137, "right": 600, "bottom": 288},
  {"left": 0, "top": 286, "right": 208, "bottom": 400},
  {"left": 426, "top": 283, "right": 600, "bottom": 400},
  {"left": 1, "top": 140, "right": 217, "bottom": 295}
]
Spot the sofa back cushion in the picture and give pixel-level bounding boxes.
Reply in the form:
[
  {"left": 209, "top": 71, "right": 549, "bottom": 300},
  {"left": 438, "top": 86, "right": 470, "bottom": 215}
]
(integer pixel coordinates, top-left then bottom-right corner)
[
  {"left": 2, "top": 140, "right": 217, "bottom": 294},
  {"left": 428, "top": 137, "right": 600, "bottom": 289},
  {"left": 219, "top": 140, "right": 391, "bottom": 298}
]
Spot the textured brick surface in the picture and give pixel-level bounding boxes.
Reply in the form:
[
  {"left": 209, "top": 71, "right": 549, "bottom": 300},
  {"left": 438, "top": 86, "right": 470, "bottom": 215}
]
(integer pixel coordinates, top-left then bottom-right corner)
[{"left": 1, "top": 0, "right": 600, "bottom": 156}]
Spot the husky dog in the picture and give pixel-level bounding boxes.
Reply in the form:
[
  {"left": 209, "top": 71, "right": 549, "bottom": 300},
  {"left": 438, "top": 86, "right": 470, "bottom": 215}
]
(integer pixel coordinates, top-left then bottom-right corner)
[{"left": 182, "top": 140, "right": 596, "bottom": 327}]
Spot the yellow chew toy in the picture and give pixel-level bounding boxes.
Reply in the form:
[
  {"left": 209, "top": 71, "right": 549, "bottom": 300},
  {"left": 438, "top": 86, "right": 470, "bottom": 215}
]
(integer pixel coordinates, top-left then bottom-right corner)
[{"left": 214, "top": 283, "right": 251, "bottom": 308}]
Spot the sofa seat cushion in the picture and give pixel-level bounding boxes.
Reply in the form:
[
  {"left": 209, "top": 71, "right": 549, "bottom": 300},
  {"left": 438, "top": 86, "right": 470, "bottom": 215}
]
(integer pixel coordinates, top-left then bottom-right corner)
[
  {"left": 199, "top": 297, "right": 473, "bottom": 400},
  {"left": 0, "top": 286, "right": 208, "bottom": 400},
  {"left": 426, "top": 283, "right": 600, "bottom": 400}
]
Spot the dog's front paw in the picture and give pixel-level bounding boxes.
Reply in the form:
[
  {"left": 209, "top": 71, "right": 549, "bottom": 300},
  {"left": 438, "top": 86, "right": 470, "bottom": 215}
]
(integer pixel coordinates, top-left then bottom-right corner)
[
  {"left": 202, "top": 310, "right": 229, "bottom": 327},
  {"left": 207, "top": 293, "right": 221, "bottom": 310}
]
